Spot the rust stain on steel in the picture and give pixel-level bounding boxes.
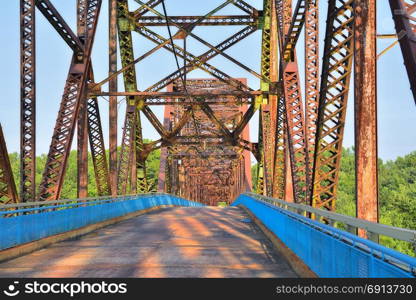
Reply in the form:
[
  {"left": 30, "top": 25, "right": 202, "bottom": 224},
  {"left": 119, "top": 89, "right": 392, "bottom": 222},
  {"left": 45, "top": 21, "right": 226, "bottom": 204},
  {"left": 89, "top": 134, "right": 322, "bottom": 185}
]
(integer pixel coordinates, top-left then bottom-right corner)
[
  {"left": 0, "top": 124, "right": 19, "bottom": 204},
  {"left": 109, "top": 0, "right": 118, "bottom": 196},
  {"left": 354, "top": 0, "right": 379, "bottom": 230},
  {"left": 20, "top": 0, "right": 36, "bottom": 202},
  {"left": 158, "top": 79, "right": 252, "bottom": 205}
]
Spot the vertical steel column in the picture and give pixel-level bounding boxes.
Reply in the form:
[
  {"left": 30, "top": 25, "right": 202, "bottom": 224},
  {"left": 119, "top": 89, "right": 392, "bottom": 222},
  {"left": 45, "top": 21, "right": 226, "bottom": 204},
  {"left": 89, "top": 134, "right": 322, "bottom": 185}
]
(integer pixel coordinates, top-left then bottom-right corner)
[
  {"left": 77, "top": 98, "right": 89, "bottom": 198},
  {"left": 117, "top": 106, "right": 136, "bottom": 195},
  {"left": 0, "top": 124, "right": 19, "bottom": 204},
  {"left": 354, "top": 1, "right": 379, "bottom": 228},
  {"left": 20, "top": 0, "right": 36, "bottom": 202},
  {"left": 77, "top": 0, "right": 89, "bottom": 198},
  {"left": 109, "top": 0, "right": 118, "bottom": 195},
  {"left": 256, "top": 113, "right": 265, "bottom": 194},
  {"left": 38, "top": 0, "right": 102, "bottom": 201},
  {"left": 304, "top": 0, "right": 319, "bottom": 162},
  {"left": 273, "top": 0, "right": 288, "bottom": 200},
  {"left": 86, "top": 70, "right": 111, "bottom": 196},
  {"left": 280, "top": 0, "right": 310, "bottom": 204},
  {"left": 259, "top": 0, "right": 274, "bottom": 196},
  {"left": 117, "top": 0, "right": 148, "bottom": 194},
  {"left": 135, "top": 110, "right": 148, "bottom": 192},
  {"left": 165, "top": 147, "right": 173, "bottom": 194},
  {"left": 311, "top": 0, "right": 354, "bottom": 211}
]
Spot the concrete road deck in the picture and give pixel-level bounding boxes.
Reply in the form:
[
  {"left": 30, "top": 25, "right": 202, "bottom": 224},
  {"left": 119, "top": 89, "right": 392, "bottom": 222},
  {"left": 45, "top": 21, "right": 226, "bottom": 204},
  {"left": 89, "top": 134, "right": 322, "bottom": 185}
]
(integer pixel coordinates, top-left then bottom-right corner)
[{"left": 0, "top": 207, "right": 297, "bottom": 278}]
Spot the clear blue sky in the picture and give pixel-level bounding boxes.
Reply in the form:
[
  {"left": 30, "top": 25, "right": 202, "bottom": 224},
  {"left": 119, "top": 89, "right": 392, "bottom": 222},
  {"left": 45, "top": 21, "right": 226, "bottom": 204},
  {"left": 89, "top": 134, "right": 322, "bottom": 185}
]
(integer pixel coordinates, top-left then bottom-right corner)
[{"left": 0, "top": 0, "right": 415, "bottom": 161}]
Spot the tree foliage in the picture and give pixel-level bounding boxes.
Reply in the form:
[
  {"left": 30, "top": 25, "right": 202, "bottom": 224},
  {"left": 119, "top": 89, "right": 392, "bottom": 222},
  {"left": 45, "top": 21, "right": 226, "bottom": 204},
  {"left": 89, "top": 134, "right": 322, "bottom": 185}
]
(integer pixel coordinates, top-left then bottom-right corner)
[{"left": 8, "top": 141, "right": 161, "bottom": 200}]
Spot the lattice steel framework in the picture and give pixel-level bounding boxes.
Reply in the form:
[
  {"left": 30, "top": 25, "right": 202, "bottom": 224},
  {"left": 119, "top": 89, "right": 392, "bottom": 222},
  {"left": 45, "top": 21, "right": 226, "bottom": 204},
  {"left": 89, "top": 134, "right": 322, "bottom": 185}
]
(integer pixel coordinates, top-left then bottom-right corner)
[
  {"left": 0, "top": 1, "right": 412, "bottom": 224},
  {"left": 20, "top": 0, "right": 36, "bottom": 202},
  {"left": 311, "top": 0, "right": 354, "bottom": 211},
  {"left": 0, "top": 124, "right": 19, "bottom": 204}
]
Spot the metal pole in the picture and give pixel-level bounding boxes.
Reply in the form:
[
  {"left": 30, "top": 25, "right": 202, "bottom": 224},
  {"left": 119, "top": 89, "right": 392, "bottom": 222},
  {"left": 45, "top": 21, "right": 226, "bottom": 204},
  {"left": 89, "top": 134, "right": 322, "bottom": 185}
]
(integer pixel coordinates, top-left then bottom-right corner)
[
  {"left": 20, "top": 0, "right": 36, "bottom": 202},
  {"left": 354, "top": 0, "right": 379, "bottom": 230},
  {"left": 109, "top": 0, "right": 118, "bottom": 196}
]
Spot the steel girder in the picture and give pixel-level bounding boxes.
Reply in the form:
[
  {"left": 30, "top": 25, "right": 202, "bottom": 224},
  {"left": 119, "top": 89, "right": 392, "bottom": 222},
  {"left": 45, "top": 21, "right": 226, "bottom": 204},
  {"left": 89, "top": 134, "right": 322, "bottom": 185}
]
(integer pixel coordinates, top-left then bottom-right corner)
[
  {"left": 304, "top": 0, "right": 320, "bottom": 164},
  {"left": 118, "top": 106, "right": 136, "bottom": 195},
  {"left": 354, "top": 1, "right": 379, "bottom": 231},
  {"left": 38, "top": 0, "right": 102, "bottom": 201},
  {"left": 258, "top": 0, "right": 276, "bottom": 196},
  {"left": 86, "top": 71, "right": 112, "bottom": 196},
  {"left": 143, "top": 26, "right": 256, "bottom": 93},
  {"left": 283, "top": 0, "right": 307, "bottom": 61},
  {"left": 20, "top": 0, "right": 36, "bottom": 202},
  {"left": 77, "top": 0, "right": 90, "bottom": 199},
  {"left": 35, "top": 0, "right": 84, "bottom": 54},
  {"left": 109, "top": 0, "right": 118, "bottom": 196},
  {"left": 134, "top": 15, "right": 259, "bottom": 27},
  {"left": 272, "top": 0, "right": 291, "bottom": 201},
  {"left": 0, "top": 124, "right": 19, "bottom": 204},
  {"left": 117, "top": 0, "right": 148, "bottom": 194},
  {"left": 311, "top": 0, "right": 354, "bottom": 211},
  {"left": 277, "top": 0, "right": 311, "bottom": 204},
  {"left": 389, "top": 0, "right": 416, "bottom": 103}
]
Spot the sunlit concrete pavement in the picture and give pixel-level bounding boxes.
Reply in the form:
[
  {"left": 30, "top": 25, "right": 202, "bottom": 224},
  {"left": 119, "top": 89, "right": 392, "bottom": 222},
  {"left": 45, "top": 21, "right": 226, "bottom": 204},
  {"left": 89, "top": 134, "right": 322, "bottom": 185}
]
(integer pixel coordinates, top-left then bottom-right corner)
[{"left": 0, "top": 207, "right": 297, "bottom": 278}]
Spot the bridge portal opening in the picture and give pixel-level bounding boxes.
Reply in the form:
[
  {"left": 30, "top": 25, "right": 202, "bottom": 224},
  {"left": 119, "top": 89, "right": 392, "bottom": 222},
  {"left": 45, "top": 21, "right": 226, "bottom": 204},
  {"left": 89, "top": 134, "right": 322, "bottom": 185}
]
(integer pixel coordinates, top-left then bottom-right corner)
[{"left": 157, "top": 79, "right": 252, "bottom": 205}]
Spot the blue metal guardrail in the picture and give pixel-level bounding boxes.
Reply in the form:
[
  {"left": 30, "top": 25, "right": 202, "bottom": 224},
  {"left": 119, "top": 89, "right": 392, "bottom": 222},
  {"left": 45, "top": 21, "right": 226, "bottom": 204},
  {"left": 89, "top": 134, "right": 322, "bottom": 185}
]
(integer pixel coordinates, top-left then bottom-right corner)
[
  {"left": 0, "top": 194, "right": 204, "bottom": 251},
  {"left": 232, "top": 194, "right": 416, "bottom": 278}
]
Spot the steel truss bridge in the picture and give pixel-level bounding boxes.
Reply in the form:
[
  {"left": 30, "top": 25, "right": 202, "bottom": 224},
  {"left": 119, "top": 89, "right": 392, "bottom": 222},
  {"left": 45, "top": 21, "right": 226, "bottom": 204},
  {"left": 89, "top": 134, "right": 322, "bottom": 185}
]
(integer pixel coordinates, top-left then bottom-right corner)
[{"left": 0, "top": 0, "right": 415, "bottom": 278}]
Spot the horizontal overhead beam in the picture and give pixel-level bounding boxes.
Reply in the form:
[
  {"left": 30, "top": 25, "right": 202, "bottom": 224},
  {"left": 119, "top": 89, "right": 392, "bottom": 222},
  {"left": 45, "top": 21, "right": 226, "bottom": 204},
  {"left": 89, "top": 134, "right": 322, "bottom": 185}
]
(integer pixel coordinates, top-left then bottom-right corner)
[
  {"left": 134, "top": 15, "right": 260, "bottom": 26},
  {"left": 89, "top": 91, "right": 261, "bottom": 98}
]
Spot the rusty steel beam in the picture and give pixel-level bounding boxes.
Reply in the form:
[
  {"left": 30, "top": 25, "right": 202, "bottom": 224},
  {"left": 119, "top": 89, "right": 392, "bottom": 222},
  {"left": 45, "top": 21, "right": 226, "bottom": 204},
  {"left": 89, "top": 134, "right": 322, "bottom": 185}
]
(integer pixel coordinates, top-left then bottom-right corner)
[
  {"left": 77, "top": 0, "right": 89, "bottom": 199},
  {"left": 38, "top": 0, "right": 102, "bottom": 201},
  {"left": 144, "top": 26, "right": 256, "bottom": 93},
  {"left": 77, "top": 96, "right": 88, "bottom": 198},
  {"left": 93, "top": 0, "right": 250, "bottom": 89},
  {"left": 134, "top": 0, "right": 262, "bottom": 84},
  {"left": 389, "top": 0, "right": 416, "bottom": 103},
  {"left": 134, "top": 27, "right": 258, "bottom": 92},
  {"left": 282, "top": 62, "right": 310, "bottom": 204},
  {"left": 277, "top": 0, "right": 310, "bottom": 205},
  {"left": 117, "top": 107, "right": 136, "bottom": 195},
  {"left": 311, "top": 0, "right": 354, "bottom": 211},
  {"left": 117, "top": 0, "right": 148, "bottom": 194},
  {"left": 134, "top": 109, "right": 148, "bottom": 193},
  {"left": 233, "top": 0, "right": 259, "bottom": 16},
  {"left": 20, "top": 0, "right": 36, "bottom": 202},
  {"left": 258, "top": 0, "right": 275, "bottom": 196},
  {"left": 158, "top": 79, "right": 251, "bottom": 204},
  {"left": 86, "top": 69, "right": 111, "bottom": 196},
  {"left": 273, "top": 0, "right": 289, "bottom": 200},
  {"left": 35, "top": 0, "right": 84, "bottom": 53},
  {"left": 0, "top": 124, "right": 19, "bottom": 204},
  {"left": 354, "top": 1, "right": 379, "bottom": 230},
  {"left": 87, "top": 95, "right": 112, "bottom": 196},
  {"left": 304, "top": 0, "right": 319, "bottom": 165},
  {"left": 134, "top": 15, "right": 259, "bottom": 27},
  {"left": 132, "top": 0, "right": 163, "bottom": 18},
  {"left": 109, "top": 0, "right": 118, "bottom": 196},
  {"left": 91, "top": 91, "right": 259, "bottom": 98},
  {"left": 283, "top": 0, "right": 307, "bottom": 61}
]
